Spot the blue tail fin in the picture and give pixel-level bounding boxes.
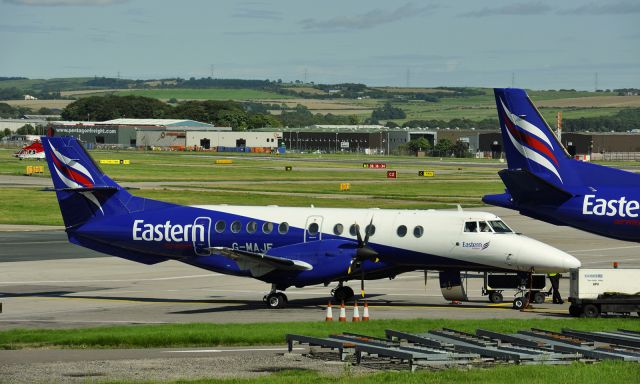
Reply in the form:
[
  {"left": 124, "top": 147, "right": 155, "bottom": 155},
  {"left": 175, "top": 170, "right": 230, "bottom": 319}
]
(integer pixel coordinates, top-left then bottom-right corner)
[
  {"left": 493, "top": 88, "right": 578, "bottom": 188},
  {"left": 42, "top": 136, "right": 140, "bottom": 228}
]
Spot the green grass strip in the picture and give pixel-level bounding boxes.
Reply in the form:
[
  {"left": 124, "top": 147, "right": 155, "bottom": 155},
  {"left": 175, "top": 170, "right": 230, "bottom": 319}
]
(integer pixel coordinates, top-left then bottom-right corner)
[{"left": 1, "top": 318, "right": 638, "bottom": 350}]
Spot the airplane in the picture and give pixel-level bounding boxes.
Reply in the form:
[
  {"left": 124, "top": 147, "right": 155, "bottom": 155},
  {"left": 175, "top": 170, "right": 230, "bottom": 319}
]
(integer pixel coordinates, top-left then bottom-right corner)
[
  {"left": 484, "top": 87, "right": 640, "bottom": 242},
  {"left": 41, "top": 135, "right": 580, "bottom": 308},
  {"left": 14, "top": 140, "right": 45, "bottom": 160}
]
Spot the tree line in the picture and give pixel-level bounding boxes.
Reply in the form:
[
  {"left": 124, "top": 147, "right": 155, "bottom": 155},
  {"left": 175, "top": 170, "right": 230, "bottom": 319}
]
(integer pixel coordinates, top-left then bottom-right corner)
[{"left": 59, "top": 95, "right": 358, "bottom": 130}]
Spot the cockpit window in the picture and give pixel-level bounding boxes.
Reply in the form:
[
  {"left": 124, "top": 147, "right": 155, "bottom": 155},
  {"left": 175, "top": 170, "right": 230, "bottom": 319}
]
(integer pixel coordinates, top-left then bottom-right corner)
[
  {"left": 464, "top": 221, "right": 478, "bottom": 232},
  {"left": 489, "top": 220, "right": 513, "bottom": 233},
  {"left": 479, "top": 221, "right": 492, "bottom": 232}
]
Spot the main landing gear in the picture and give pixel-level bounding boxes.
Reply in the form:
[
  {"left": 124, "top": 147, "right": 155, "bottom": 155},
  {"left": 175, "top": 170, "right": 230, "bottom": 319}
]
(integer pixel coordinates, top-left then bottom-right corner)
[
  {"left": 263, "top": 284, "right": 288, "bottom": 309},
  {"left": 331, "top": 282, "right": 355, "bottom": 302}
]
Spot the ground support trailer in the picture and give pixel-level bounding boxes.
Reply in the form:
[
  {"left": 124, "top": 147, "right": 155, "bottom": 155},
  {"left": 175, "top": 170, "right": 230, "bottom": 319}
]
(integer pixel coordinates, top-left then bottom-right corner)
[{"left": 568, "top": 268, "right": 640, "bottom": 318}]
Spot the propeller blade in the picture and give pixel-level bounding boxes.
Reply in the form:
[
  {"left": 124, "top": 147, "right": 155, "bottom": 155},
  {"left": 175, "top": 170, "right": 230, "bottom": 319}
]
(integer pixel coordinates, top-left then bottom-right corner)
[
  {"left": 363, "top": 217, "right": 374, "bottom": 245},
  {"left": 354, "top": 223, "right": 363, "bottom": 246},
  {"left": 361, "top": 269, "right": 365, "bottom": 297}
]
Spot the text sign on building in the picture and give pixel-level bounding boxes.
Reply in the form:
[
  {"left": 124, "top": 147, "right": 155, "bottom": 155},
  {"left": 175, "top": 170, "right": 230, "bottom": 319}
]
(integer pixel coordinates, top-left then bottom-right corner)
[
  {"left": 363, "top": 163, "right": 387, "bottom": 169},
  {"left": 387, "top": 170, "right": 397, "bottom": 179},
  {"left": 418, "top": 170, "right": 435, "bottom": 177}
]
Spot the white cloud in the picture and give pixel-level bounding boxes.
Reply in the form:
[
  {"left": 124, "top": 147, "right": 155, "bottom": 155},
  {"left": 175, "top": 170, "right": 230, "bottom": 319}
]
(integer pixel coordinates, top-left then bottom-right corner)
[{"left": 300, "top": 2, "right": 438, "bottom": 31}]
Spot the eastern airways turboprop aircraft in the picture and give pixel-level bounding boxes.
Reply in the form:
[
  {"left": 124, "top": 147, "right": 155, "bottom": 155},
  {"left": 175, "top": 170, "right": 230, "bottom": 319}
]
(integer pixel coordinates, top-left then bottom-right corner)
[
  {"left": 42, "top": 136, "right": 580, "bottom": 308},
  {"left": 484, "top": 88, "right": 640, "bottom": 242}
]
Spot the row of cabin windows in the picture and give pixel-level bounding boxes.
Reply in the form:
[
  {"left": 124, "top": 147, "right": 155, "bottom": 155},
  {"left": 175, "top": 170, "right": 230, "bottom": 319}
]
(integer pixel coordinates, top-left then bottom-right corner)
[
  {"left": 215, "top": 220, "right": 289, "bottom": 235},
  {"left": 213, "top": 220, "right": 426, "bottom": 238},
  {"left": 215, "top": 219, "right": 511, "bottom": 237}
]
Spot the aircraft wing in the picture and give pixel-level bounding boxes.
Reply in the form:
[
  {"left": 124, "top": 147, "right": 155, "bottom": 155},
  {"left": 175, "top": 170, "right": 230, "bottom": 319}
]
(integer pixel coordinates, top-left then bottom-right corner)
[{"left": 210, "top": 247, "right": 313, "bottom": 277}]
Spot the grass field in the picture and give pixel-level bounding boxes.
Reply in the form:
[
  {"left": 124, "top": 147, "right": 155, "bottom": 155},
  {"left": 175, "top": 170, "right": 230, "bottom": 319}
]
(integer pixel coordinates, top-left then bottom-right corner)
[
  {"left": 1, "top": 318, "right": 637, "bottom": 349},
  {"left": 0, "top": 147, "right": 505, "bottom": 225},
  {"left": 83, "top": 88, "right": 292, "bottom": 101}
]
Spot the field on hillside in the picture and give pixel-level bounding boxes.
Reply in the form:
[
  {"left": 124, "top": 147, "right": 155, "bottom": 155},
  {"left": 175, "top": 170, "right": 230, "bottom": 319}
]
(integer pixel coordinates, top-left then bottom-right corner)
[{"left": 85, "top": 88, "right": 291, "bottom": 100}]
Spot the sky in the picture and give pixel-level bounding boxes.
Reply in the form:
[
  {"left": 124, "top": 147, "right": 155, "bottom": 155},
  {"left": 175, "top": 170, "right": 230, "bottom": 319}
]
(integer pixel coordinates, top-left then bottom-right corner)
[{"left": 0, "top": 0, "right": 638, "bottom": 90}]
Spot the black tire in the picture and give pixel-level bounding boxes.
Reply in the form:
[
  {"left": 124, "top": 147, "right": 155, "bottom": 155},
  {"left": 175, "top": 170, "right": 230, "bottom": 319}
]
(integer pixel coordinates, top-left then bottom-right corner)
[
  {"left": 533, "top": 291, "right": 546, "bottom": 304},
  {"left": 582, "top": 304, "right": 599, "bottom": 318},
  {"left": 513, "top": 297, "right": 527, "bottom": 310},
  {"left": 489, "top": 291, "right": 503, "bottom": 303},
  {"left": 569, "top": 304, "right": 581, "bottom": 317},
  {"left": 266, "top": 293, "right": 286, "bottom": 309},
  {"left": 334, "top": 286, "right": 354, "bottom": 302}
]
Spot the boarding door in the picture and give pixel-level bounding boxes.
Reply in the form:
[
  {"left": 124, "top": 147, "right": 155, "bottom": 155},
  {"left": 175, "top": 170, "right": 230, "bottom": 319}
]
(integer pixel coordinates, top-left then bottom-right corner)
[
  {"left": 193, "top": 217, "right": 212, "bottom": 256},
  {"left": 304, "top": 216, "right": 323, "bottom": 242}
]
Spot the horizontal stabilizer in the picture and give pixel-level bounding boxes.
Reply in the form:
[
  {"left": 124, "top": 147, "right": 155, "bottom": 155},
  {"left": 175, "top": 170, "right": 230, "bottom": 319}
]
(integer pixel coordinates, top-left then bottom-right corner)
[{"left": 499, "top": 169, "right": 573, "bottom": 204}]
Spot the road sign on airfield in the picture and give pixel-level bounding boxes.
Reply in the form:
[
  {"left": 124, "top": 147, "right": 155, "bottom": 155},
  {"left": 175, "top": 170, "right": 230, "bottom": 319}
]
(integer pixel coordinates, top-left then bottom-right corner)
[
  {"left": 363, "top": 163, "right": 387, "bottom": 169},
  {"left": 418, "top": 170, "right": 435, "bottom": 177},
  {"left": 387, "top": 170, "right": 397, "bottom": 179}
]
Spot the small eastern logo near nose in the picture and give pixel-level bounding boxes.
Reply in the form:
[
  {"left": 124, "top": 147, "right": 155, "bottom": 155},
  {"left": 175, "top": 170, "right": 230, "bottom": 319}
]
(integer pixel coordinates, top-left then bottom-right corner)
[{"left": 462, "top": 241, "right": 490, "bottom": 250}]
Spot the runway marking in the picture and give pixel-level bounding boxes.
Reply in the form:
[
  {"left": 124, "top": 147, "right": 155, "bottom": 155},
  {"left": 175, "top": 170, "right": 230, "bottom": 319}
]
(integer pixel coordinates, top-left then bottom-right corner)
[
  {"left": 567, "top": 245, "right": 640, "bottom": 253},
  {"left": 0, "top": 273, "right": 222, "bottom": 284},
  {"left": 165, "top": 348, "right": 304, "bottom": 353}
]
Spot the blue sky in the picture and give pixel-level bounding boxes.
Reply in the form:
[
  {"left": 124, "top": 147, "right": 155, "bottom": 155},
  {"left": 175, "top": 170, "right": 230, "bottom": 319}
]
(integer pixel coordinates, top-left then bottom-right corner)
[{"left": 1, "top": 0, "right": 638, "bottom": 90}]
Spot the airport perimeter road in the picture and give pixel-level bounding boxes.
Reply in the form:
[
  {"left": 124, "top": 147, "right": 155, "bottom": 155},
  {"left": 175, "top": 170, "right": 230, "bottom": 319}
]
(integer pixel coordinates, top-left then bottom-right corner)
[{"left": 1, "top": 207, "right": 638, "bottom": 329}]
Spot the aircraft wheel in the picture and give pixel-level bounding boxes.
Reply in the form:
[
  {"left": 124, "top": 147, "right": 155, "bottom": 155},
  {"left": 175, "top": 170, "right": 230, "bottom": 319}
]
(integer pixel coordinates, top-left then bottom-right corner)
[
  {"left": 533, "top": 291, "right": 546, "bottom": 304},
  {"left": 582, "top": 304, "right": 600, "bottom": 318},
  {"left": 266, "top": 292, "right": 287, "bottom": 309},
  {"left": 513, "top": 297, "right": 528, "bottom": 310},
  {"left": 569, "top": 304, "right": 581, "bottom": 317},
  {"left": 333, "top": 286, "right": 354, "bottom": 302},
  {"left": 489, "top": 291, "right": 503, "bottom": 303}
]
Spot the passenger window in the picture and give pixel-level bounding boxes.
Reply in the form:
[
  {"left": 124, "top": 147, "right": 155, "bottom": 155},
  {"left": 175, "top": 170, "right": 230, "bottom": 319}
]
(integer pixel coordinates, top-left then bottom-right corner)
[
  {"left": 479, "top": 221, "right": 492, "bottom": 232},
  {"left": 349, "top": 224, "right": 360, "bottom": 237},
  {"left": 464, "top": 221, "right": 478, "bottom": 232},
  {"left": 231, "top": 220, "right": 242, "bottom": 233},
  {"left": 278, "top": 222, "right": 289, "bottom": 234},
  {"left": 489, "top": 220, "right": 512, "bottom": 233},
  {"left": 413, "top": 225, "right": 424, "bottom": 238},
  {"left": 365, "top": 224, "right": 376, "bottom": 237},
  {"left": 308, "top": 222, "right": 319, "bottom": 236},
  {"left": 246, "top": 221, "right": 257, "bottom": 234},
  {"left": 333, "top": 223, "right": 344, "bottom": 235},
  {"left": 215, "top": 220, "right": 226, "bottom": 233},
  {"left": 397, "top": 225, "right": 407, "bottom": 237},
  {"left": 262, "top": 222, "right": 274, "bottom": 234}
]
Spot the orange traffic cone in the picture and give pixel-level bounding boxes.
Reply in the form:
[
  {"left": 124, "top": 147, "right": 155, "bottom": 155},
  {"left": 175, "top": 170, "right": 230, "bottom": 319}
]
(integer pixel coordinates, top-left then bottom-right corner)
[
  {"left": 338, "top": 301, "right": 347, "bottom": 322},
  {"left": 352, "top": 301, "right": 360, "bottom": 322},
  {"left": 362, "top": 301, "right": 370, "bottom": 321},
  {"left": 325, "top": 301, "right": 333, "bottom": 321}
]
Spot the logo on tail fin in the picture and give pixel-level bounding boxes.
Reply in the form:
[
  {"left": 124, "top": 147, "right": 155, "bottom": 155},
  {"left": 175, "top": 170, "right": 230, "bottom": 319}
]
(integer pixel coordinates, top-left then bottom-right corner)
[
  {"left": 49, "top": 141, "right": 104, "bottom": 214},
  {"left": 498, "top": 98, "right": 563, "bottom": 183}
]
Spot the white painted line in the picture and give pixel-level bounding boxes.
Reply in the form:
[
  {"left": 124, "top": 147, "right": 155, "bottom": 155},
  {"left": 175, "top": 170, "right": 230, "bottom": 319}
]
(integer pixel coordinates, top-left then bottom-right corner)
[
  {"left": 165, "top": 348, "right": 304, "bottom": 353},
  {"left": 567, "top": 245, "right": 640, "bottom": 253}
]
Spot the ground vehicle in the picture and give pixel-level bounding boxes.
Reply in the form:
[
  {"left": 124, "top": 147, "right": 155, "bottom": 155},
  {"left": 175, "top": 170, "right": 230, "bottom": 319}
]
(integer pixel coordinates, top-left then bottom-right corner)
[
  {"left": 568, "top": 268, "right": 640, "bottom": 317},
  {"left": 481, "top": 272, "right": 548, "bottom": 308}
]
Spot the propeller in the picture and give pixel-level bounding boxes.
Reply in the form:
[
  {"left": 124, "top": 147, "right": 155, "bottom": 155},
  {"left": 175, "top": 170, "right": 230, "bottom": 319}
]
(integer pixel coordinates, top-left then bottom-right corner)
[{"left": 346, "top": 217, "right": 380, "bottom": 297}]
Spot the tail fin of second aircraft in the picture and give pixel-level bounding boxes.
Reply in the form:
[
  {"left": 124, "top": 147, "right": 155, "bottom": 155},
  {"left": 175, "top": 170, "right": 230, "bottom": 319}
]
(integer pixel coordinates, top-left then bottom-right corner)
[
  {"left": 493, "top": 88, "right": 578, "bottom": 188},
  {"left": 42, "top": 136, "right": 145, "bottom": 228}
]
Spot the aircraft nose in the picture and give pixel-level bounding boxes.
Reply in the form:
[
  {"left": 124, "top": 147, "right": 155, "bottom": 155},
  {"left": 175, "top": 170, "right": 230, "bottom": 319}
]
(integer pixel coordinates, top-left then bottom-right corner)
[
  {"left": 517, "top": 236, "right": 580, "bottom": 273},
  {"left": 563, "top": 254, "right": 582, "bottom": 270}
]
